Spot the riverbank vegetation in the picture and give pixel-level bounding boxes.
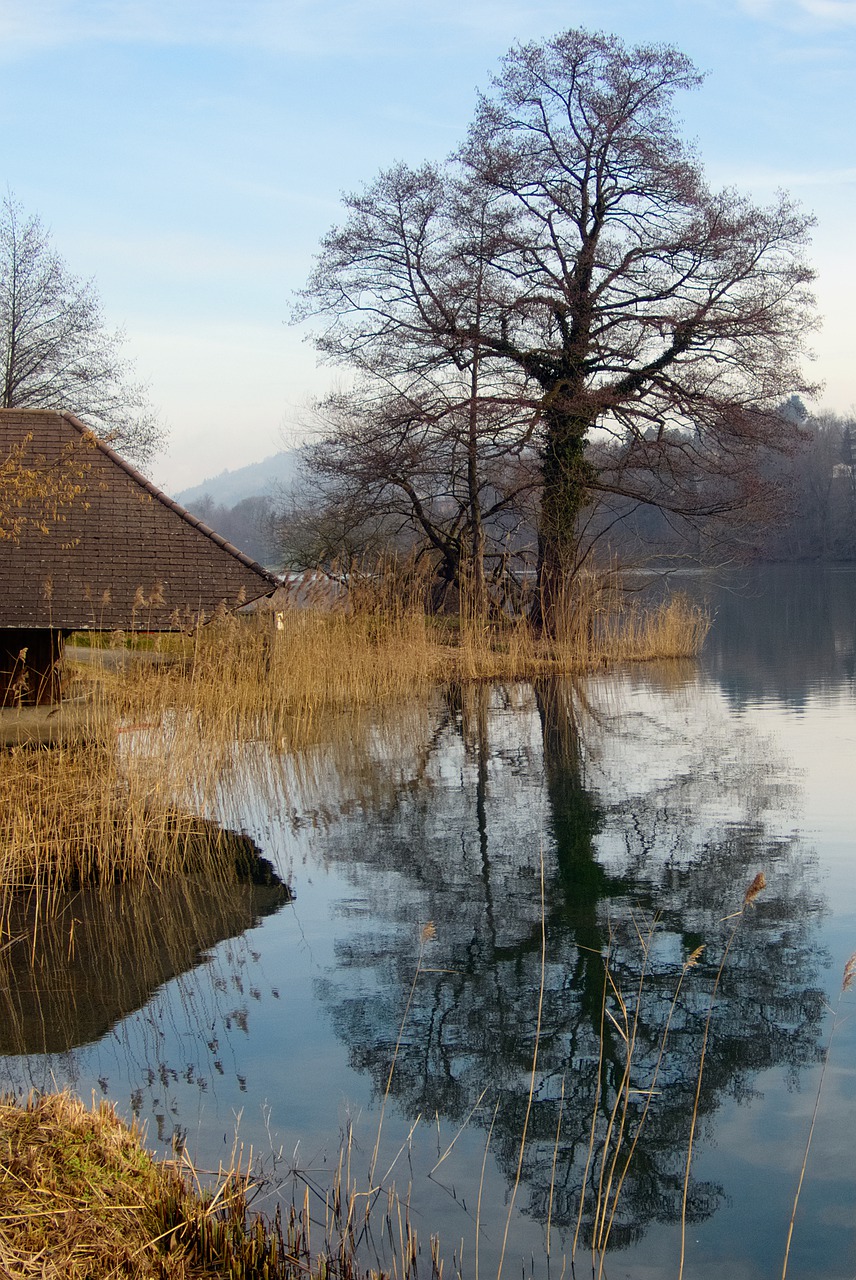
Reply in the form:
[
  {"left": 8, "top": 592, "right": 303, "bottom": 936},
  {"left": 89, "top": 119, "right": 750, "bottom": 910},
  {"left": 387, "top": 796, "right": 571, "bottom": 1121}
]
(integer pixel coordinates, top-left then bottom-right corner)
[
  {"left": 3, "top": 876, "right": 844, "bottom": 1280},
  {"left": 0, "top": 1091, "right": 361, "bottom": 1280},
  {"left": 0, "top": 1089, "right": 442, "bottom": 1280},
  {"left": 0, "top": 574, "right": 706, "bottom": 918}
]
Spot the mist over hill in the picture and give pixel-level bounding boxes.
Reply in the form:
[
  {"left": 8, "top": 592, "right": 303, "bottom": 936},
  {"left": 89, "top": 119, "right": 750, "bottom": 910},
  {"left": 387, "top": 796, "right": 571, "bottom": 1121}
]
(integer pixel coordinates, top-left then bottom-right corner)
[
  {"left": 175, "top": 449, "right": 300, "bottom": 509},
  {"left": 172, "top": 449, "right": 301, "bottom": 569}
]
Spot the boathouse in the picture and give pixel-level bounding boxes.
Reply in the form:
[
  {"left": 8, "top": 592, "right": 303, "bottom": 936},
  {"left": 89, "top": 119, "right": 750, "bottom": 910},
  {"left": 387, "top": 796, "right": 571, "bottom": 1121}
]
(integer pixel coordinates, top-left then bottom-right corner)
[{"left": 0, "top": 409, "right": 279, "bottom": 705}]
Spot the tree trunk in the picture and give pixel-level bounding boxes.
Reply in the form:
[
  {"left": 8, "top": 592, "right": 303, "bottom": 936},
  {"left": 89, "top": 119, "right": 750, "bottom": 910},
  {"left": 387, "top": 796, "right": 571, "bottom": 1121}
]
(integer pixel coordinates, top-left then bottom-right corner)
[
  {"left": 531, "top": 408, "right": 595, "bottom": 634},
  {"left": 466, "top": 347, "right": 487, "bottom": 619}
]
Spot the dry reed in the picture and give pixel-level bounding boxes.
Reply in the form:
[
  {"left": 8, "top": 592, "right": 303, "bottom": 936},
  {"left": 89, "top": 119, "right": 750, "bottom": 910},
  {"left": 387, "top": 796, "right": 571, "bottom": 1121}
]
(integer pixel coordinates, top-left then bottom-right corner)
[
  {"left": 0, "top": 1090, "right": 425, "bottom": 1280},
  {"left": 678, "top": 871, "right": 767, "bottom": 1280},
  {"left": 0, "top": 570, "right": 707, "bottom": 921},
  {"left": 781, "top": 949, "right": 856, "bottom": 1280},
  {"left": 567, "top": 877, "right": 767, "bottom": 1280}
]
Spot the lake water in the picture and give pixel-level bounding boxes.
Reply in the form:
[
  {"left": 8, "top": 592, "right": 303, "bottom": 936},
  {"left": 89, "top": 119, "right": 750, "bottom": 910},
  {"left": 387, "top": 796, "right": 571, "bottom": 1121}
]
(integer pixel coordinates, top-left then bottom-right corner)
[{"left": 3, "top": 564, "right": 856, "bottom": 1279}]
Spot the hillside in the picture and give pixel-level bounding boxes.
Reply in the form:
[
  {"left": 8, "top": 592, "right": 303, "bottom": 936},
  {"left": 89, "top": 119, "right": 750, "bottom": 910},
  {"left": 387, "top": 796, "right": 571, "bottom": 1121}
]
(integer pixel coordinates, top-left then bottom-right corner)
[{"left": 175, "top": 449, "right": 300, "bottom": 508}]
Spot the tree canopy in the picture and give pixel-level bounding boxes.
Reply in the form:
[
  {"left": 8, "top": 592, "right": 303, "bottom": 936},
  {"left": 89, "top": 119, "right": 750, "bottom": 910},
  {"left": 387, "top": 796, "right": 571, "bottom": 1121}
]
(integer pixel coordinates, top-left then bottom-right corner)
[
  {"left": 0, "top": 194, "right": 164, "bottom": 468},
  {"left": 299, "top": 29, "right": 818, "bottom": 624}
]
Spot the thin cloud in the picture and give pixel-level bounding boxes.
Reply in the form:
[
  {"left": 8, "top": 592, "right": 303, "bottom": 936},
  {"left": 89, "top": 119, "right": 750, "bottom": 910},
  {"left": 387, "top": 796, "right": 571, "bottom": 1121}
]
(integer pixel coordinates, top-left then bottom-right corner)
[
  {"left": 716, "top": 165, "right": 856, "bottom": 187},
  {"left": 72, "top": 230, "right": 305, "bottom": 285},
  {"left": 736, "top": 0, "right": 856, "bottom": 24},
  {"left": 798, "top": 0, "right": 856, "bottom": 19},
  {"left": 0, "top": 0, "right": 577, "bottom": 60}
]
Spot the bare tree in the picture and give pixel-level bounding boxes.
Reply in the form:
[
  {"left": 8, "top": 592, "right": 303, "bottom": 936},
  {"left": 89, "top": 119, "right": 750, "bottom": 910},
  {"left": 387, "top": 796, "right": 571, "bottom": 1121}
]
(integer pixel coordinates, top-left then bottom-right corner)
[
  {"left": 278, "top": 482, "right": 403, "bottom": 578},
  {"left": 0, "top": 193, "right": 164, "bottom": 467},
  {"left": 300, "top": 30, "right": 817, "bottom": 628},
  {"left": 299, "top": 169, "right": 539, "bottom": 609},
  {"left": 298, "top": 383, "right": 539, "bottom": 611}
]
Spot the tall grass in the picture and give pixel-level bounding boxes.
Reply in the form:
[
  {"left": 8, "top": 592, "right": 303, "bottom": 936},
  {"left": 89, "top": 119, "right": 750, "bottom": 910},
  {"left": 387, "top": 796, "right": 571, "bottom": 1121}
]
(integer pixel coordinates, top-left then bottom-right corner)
[
  {"left": 66, "top": 567, "right": 709, "bottom": 735},
  {"left": 0, "top": 570, "right": 708, "bottom": 923},
  {"left": 0, "top": 1090, "right": 429, "bottom": 1280},
  {"left": 186, "top": 569, "right": 709, "bottom": 707},
  {"left": 0, "top": 734, "right": 279, "bottom": 933}
]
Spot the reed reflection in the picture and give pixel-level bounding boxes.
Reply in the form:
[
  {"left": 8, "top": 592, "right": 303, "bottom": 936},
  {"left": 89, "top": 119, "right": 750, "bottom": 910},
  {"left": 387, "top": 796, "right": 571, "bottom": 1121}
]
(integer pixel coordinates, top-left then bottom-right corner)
[
  {"left": 312, "top": 677, "right": 827, "bottom": 1250},
  {"left": 0, "top": 826, "right": 291, "bottom": 1058}
]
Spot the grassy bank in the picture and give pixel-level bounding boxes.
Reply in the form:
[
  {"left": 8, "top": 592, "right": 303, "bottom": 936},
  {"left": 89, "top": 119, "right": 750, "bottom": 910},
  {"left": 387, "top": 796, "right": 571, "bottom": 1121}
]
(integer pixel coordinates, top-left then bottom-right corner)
[{"left": 0, "top": 1091, "right": 344, "bottom": 1279}]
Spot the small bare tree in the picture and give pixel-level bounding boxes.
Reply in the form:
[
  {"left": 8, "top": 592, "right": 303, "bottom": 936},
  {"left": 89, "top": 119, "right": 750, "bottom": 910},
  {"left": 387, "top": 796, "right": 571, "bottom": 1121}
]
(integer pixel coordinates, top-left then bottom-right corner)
[
  {"left": 0, "top": 432, "right": 91, "bottom": 542},
  {"left": 0, "top": 193, "right": 164, "bottom": 467},
  {"left": 298, "top": 385, "right": 539, "bottom": 612},
  {"left": 299, "top": 169, "right": 538, "bottom": 610}
]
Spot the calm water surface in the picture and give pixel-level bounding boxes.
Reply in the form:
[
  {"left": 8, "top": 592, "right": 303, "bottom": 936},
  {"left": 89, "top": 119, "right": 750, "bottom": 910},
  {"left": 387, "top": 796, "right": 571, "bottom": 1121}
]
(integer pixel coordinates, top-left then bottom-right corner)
[{"left": 3, "top": 565, "right": 856, "bottom": 1280}]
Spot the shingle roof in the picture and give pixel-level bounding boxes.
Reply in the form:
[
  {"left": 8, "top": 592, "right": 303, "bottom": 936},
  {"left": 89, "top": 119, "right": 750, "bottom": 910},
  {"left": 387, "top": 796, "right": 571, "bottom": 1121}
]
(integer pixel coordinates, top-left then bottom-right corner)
[{"left": 0, "top": 410, "right": 279, "bottom": 630}]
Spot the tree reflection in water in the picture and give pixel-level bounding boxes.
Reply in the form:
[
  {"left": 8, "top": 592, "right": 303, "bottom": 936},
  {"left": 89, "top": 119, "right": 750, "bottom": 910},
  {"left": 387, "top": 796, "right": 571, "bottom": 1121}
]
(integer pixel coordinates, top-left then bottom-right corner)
[{"left": 311, "top": 675, "right": 827, "bottom": 1252}]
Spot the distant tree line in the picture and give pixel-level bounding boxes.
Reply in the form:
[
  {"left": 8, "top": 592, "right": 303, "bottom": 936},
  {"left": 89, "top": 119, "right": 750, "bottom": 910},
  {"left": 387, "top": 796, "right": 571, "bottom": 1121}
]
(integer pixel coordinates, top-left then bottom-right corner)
[
  {"left": 592, "top": 400, "right": 856, "bottom": 566},
  {"left": 759, "top": 407, "right": 856, "bottom": 561},
  {"left": 270, "top": 398, "right": 856, "bottom": 592},
  {"left": 193, "top": 399, "right": 854, "bottom": 580},
  {"left": 188, "top": 493, "right": 279, "bottom": 569}
]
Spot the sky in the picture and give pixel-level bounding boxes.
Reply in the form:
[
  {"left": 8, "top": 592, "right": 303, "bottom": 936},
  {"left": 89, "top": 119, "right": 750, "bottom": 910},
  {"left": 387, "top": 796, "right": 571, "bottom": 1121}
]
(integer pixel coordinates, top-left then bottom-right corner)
[{"left": 1, "top": 0, "right": 854, "bottom": 494}]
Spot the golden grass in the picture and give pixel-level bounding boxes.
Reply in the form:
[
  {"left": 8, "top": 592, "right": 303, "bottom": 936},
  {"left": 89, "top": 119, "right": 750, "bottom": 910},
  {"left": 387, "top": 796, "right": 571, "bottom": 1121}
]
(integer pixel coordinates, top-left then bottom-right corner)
[
  {"left": 0, "top": 735, "right": 277, "bottom": 933},
  {"left": 62, "top": 577, "right": 708, "bottom": 766},
  {"left": 0, "top": 574, "right": 708, "bottom": 921},
  {"left": 0, "top": 1091, "right": 430, "bottom": 1280},
  {"left": 0, "top": 1091, "right": 185, "bottom": 1278},
  {"left": 138, "top": 574, "right": 708, "bottom": 709},
  {"left": 0, "top": 1093, "right": 262, "bottom": 1279}
]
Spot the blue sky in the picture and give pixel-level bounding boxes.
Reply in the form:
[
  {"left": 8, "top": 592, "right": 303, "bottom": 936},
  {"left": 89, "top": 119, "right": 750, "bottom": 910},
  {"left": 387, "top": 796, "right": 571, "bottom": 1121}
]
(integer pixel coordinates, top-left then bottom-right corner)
[{"left": 1, "top": 0, "right": 854, "bottom": 492}]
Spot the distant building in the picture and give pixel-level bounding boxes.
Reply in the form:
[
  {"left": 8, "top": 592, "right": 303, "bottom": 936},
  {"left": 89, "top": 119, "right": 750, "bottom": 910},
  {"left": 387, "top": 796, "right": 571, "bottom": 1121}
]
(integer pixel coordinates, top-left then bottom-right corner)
[{"left": 0, "top": 409, "right": 279, "bottom": 705}]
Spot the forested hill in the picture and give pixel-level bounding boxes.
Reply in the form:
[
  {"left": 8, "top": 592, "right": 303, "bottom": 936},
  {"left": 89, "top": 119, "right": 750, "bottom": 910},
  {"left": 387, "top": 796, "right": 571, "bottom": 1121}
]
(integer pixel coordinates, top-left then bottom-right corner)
[
  {"left": 175, "top": 449, "right": 300, "bottom": 509},
  {"left": 173, "top": 450, "right": 300, "bottom": 569}
]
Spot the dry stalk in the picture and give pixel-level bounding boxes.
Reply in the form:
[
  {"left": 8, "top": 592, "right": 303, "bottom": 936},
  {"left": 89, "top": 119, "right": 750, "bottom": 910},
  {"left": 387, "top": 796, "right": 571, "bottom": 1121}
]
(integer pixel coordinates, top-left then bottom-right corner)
[
  {"left": 780, "top": 950, "right": 856, "bottom": 1280},
  {"left": 678, "top": 871, "right": 767, "bottom": 1280},
  {"left": 496, "top": 851, "right": 546, "bottom": 1280},
  {"left": 546, "top": 1075, "right": 566, "bottom": 1260},
  {"left": 475, "top": 1100, "right": 500, "bottom": 1280},
  {"left": 572, "top": 937, "right": 612, "bottom": 1265},
  {"left": 368, "top": 921, "right": 436, "bottom": 1191},
  {"left": 597, "top": 943, "right": 705, "bottom": 1262}
]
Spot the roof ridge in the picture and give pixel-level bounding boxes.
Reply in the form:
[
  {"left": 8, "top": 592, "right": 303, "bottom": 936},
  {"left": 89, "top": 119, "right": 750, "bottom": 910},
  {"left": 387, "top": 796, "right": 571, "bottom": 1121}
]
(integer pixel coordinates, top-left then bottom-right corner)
[{"left": 59, "top": 411, "right": 280, "bottom": 590}]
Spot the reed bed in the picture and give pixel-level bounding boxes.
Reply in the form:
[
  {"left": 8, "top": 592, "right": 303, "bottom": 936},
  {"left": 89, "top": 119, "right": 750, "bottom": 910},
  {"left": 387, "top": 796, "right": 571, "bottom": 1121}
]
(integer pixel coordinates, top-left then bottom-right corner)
[
  {"left": 0, "top": 732, "right": 277, "bottom": 933},
  {"left": 0, "top": 571, "right": 708, "bottom": 923},
  {"left": 130, "top": 570, "right": 709, "bottom": 717},
  {"left": 0, "top": 1090, "right": 437, "bottom": 1280}
]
